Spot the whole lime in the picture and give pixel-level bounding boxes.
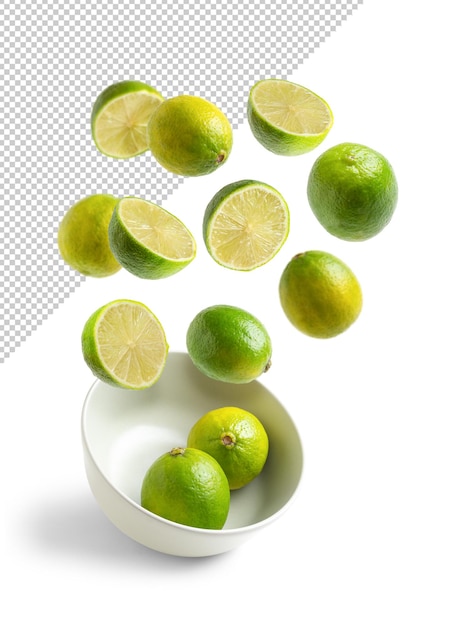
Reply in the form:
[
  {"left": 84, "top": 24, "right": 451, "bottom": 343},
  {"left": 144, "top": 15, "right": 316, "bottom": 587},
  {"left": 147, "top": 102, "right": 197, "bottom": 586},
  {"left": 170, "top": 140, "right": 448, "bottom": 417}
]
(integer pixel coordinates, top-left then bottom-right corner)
[
  {"left": 279, "top": 250, "right": 363, "bottom": 338},
  {"left": 307, "top": 142, "right": 398, "bottom": 241},
  {"left": 141, "top": 447, "right": 230, "bottom": 530},
  {"left": 188, "top": 406, "right": 269, "bottom": 490},
  {"left": 147, "top": 95, "right": 233, "bottom": 176},
  {"left": 58, "top": 194, "right": 121, "bottom": 277},
  {"left": 186, "top": 304, "right": 272, "bottom": 384}
]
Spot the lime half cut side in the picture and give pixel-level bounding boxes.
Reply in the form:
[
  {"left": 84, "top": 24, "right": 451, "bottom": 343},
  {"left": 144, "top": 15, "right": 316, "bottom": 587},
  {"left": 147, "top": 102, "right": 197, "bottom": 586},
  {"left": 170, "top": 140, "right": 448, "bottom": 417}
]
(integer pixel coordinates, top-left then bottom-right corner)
[
  {"left": 203, "top": 179, "right": 290, "bottom": 271},
  {"left": 247, "top": 78, "right": 333, "bottom": 156},
  {"left": 109, "top": 196, "right": 196, "bottom": 279},
  {"left": 81, "top": 299, "right": 169, "bottom": 390},
  {"left": 91, "top": 81, "right": 165, "bottom": 158}
]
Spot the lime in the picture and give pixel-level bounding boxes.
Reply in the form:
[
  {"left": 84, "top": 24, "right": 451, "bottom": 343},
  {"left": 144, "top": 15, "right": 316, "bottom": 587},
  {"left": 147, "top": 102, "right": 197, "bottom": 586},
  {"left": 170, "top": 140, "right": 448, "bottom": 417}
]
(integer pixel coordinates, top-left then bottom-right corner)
[
  {"left": 81, "top": 299, "right": 168, "bottom": 389},
  {"left": 108, "top": 196, "right": 196, "bottom": 279},
  {"left": 279, "top": 251, "right": 363, "bottom": 338},
  {"left": 141, "top": 447, "right": 230, "bottom": 530},
  {"left": 187, "top": 406, "right": 269, "bottom": 490},
  {"left": 91, "top": 80, "right": 165, "bottom": 158},
  {"left": 186, "top": 304, "right": 272, "bottom": 384},
  {"left": 247, "top": 78, "right": 333, "bottom": 156},
  {"left": 57, "top": 194, "right": 121, "bottom": 277},
  {"left": 147, "top": 94, "right": 233, "bottom": 176},
  {"left": 203, "top": 179, "right": 290, "bottom": 271},
  {"left": 307, "top": 142, "right": 398, "bottom": 241}
]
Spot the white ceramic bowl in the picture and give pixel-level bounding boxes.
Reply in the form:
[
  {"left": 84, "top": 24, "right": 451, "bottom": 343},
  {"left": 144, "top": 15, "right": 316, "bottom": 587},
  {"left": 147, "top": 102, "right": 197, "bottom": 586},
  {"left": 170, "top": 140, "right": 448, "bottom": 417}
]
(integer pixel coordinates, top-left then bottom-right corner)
[{"left": 81, "top": 351, "right": 303, "bottom": 557}]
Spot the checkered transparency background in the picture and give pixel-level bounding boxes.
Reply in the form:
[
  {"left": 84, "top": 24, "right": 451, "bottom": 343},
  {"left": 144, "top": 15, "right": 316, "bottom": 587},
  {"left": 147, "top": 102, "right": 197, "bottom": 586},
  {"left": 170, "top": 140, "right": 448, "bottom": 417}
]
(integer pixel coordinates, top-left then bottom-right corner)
[{"left": 0, "top": 0, "right": 362, "bottom": 364}]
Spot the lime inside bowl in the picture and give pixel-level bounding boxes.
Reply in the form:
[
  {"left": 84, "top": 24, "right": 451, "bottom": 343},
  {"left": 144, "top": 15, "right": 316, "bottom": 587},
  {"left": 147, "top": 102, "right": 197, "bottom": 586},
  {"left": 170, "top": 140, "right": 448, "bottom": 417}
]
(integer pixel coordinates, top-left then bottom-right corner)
[{"left": 81, "top": 351, "right": 303, "bottom": 557}]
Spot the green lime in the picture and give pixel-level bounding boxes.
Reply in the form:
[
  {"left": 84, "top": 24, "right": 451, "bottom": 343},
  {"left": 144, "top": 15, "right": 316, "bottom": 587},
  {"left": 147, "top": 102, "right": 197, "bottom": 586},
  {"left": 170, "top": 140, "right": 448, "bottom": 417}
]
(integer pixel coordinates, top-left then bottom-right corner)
[
  {"left": 81, "top": 299, "right": 169, "bottom": 389},
  {"left": 279, "top": 251, "right": 363, "bottom": 339},
  {"left": 141, "top": 447, "right": 230, "bottom": 530},
  {"left": 108, "top": 196, "right": 196, "bottom": 279},
  {"left": 91, "top": 80, "right": 165, "bottom": 159},
  {"left": 203, "top": 179, "right": 290, "bottom": 271},
  {"left": 186, "top": 304, "right": 272, "bottom": 384},
  {"left": 307, "top": 142, "right": 398, "bottom": 241},
  {"left": 147, "top": 95, "right": 233, "bottom": 176},
  {"left": 247, "top": 78, "right": 333, "bottom": 156},
  {"left": 187, "top": 406, "right": 269, "bottom": 490},
  {"left": 57, "top": 194, "right": 121, "bottom": 277}
]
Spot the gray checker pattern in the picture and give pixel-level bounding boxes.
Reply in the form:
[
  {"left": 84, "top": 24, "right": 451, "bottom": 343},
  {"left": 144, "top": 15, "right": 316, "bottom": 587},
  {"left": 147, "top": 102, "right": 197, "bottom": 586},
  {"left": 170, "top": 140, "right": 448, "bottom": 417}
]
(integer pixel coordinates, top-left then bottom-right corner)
[{"left": 0, "top": 0, "right": 363, "bottom": 364}]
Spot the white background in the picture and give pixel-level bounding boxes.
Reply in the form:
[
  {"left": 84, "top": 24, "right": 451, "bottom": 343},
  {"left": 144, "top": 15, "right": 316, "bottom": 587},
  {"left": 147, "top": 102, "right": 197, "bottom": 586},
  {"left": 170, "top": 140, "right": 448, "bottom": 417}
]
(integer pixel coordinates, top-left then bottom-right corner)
[{"left": 2, "top": 1, "right": 450, "bottom": 623}]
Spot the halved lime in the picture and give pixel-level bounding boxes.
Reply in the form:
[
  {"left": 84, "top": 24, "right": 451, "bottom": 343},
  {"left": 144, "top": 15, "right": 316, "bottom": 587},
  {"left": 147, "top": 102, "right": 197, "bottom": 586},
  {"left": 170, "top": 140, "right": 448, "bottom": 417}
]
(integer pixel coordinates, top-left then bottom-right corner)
[
  {"left": 91, "top": 80, "right": 165, "bottom": 158},
  {"left": 203, "top": 179, "right": 290, "bottom": 271},
  {"left": 247, "top": 78, "right": 333, "bottom": 156},
  {"left": 81, "top": 299, "right": 169, "bottom": 390},
  {"left": 108, "top": 196, "right": 196, "bottom": 279}
]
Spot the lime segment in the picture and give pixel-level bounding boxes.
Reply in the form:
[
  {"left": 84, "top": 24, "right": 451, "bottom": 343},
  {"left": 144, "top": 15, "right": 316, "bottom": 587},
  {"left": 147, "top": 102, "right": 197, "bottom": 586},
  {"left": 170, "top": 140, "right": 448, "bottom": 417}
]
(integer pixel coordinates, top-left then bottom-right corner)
[
  {"left": 203, "top": 179, "right": 289, "bottom": 271},
  {"left": 247, "top": 79, "right": 333, "bottom": 155},
  {"left": 91, "top": 81, "right": 165, "bottom": 158},
  {"left": 82, "top": 299, "right": 169, "bottom": 389},
  {"left": 108, "top": 196, "right": 196, "bottom": 279}
]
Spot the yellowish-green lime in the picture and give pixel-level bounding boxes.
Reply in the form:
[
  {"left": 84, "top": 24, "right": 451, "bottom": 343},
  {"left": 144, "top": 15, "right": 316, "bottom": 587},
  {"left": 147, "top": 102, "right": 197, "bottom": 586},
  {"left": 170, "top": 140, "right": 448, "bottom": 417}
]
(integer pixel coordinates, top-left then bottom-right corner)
[
  {"left": 307, "top": 142, "right": 398, "bottom": 241},
  {"left": 186, "top": 304, "right": 272, "bottom": 384},
  {"left": 91, "top": 80, "right": 165, "bottom": 158},
  {"left": 147, "top": 94, "right": 233, "bottom": 176},
  {"left": 81, "top": 299, "right": 169, "bottom": 389},
  {"left": 279, "top": 251, "right": 363, "bottom": 338},
  {"left": 247, "top": 78, "right": 333, "bottom": 156},
  {"left": 141, "top": 447, "right": 230, "bottom": 529},
  {"left": 58, "top": 194, "right": 121, "bottom": 277},
  {"left": 187, "top": 406, "right": 269, "bottom": 490},
  {"left": 108, "top": 196, "right": 196, "bottom": 279},
  {"left": 203, "top": 179, "right": 290, "bottom": 271}
]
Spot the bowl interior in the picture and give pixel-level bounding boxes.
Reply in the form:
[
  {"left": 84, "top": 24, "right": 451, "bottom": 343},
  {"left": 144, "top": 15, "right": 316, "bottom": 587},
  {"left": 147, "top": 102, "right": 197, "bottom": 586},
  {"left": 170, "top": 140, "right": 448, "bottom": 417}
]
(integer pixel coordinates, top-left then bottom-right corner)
[{"left": 82, "top": 351, "right": 303, "bottom": 530}]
